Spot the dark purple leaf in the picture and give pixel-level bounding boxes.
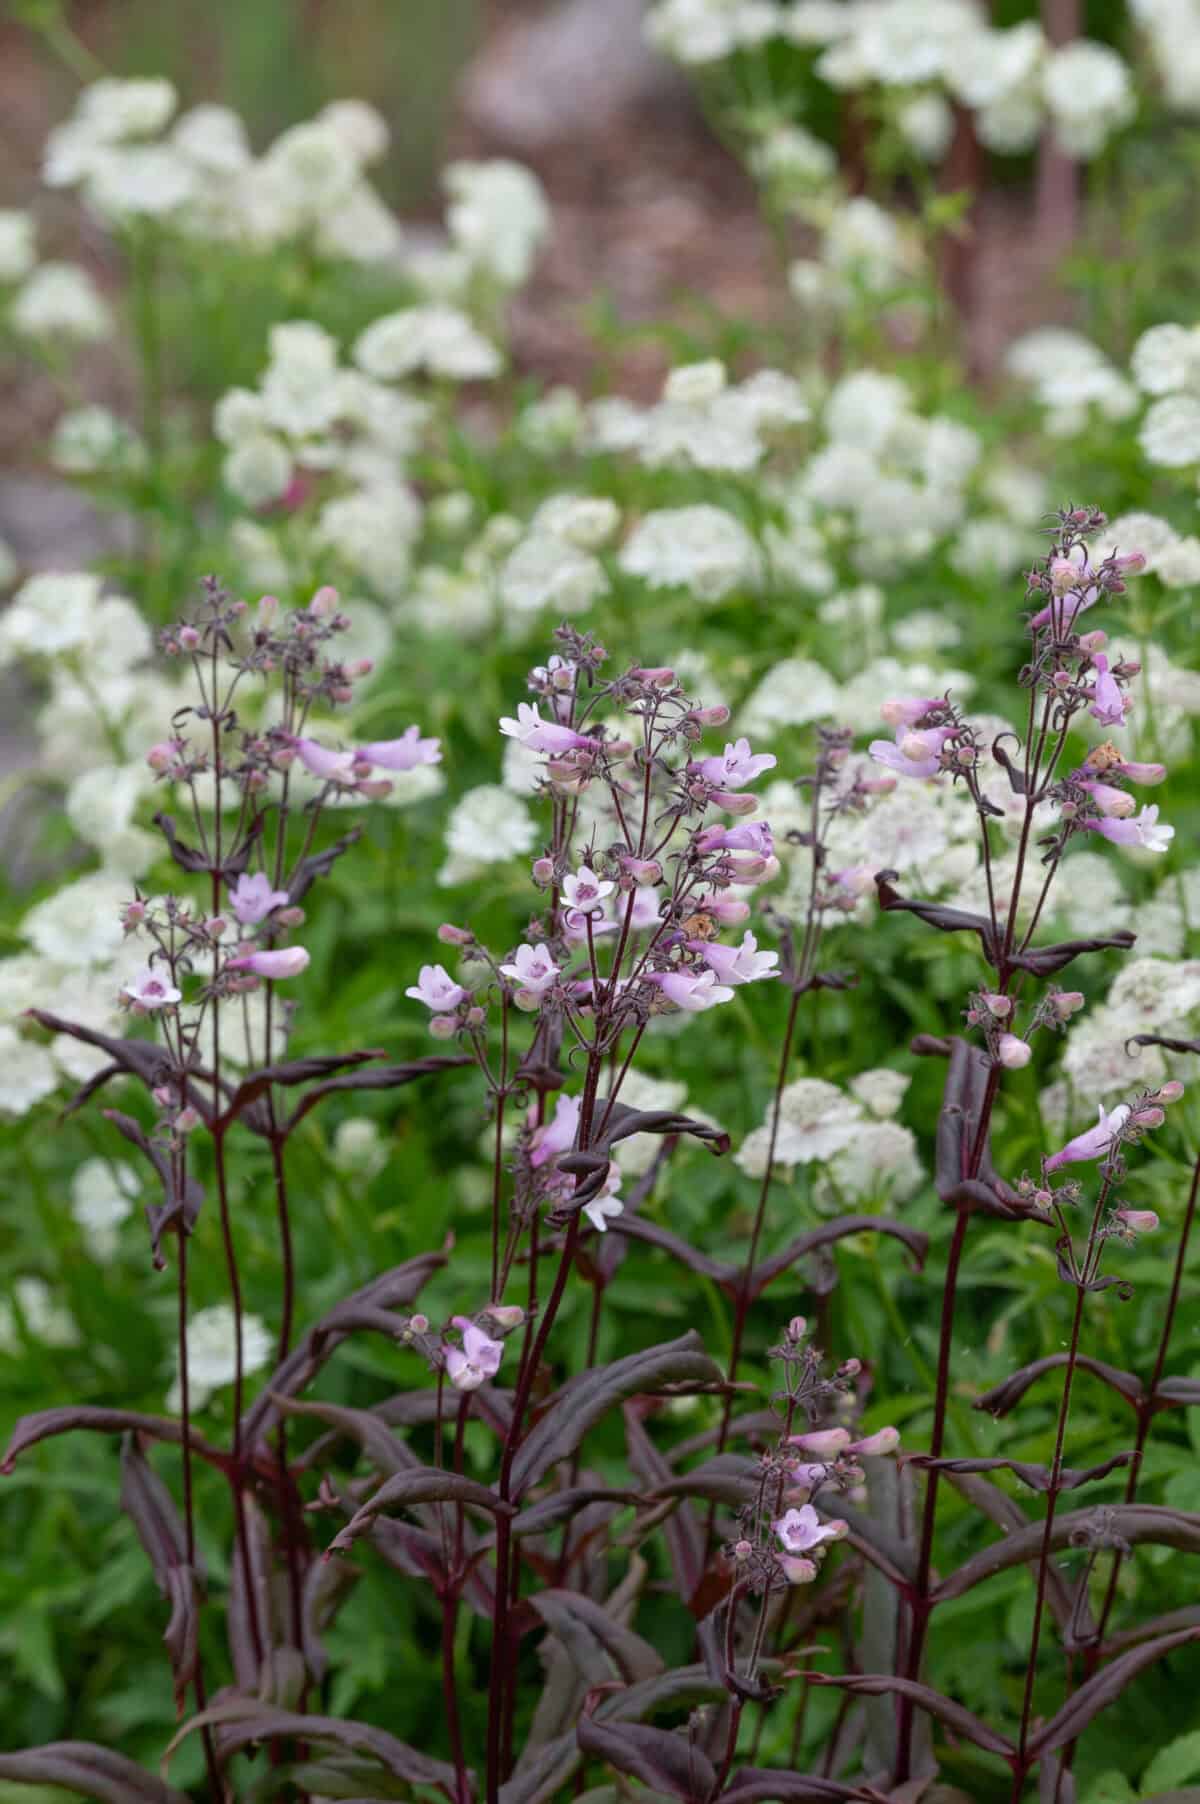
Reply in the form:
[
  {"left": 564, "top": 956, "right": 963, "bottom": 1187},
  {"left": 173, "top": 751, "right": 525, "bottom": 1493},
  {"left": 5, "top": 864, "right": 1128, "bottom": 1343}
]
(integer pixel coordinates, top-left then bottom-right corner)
[
  {"left": 1127, "top": 1032, "right": 1200, "bottom": 1057},
  {"left": 500, "top": 1732, "right": 580, "bottom": 1804},
  {"left": 1039, "top": 1755, "right": 1075, "bottom": 1804},
  {"left": 932, "top": 1038, "right": 1027, "bottom": 1220},
  {"left": 275, "top": 1395, "right": 422, "bottom": 1480},
  {"left": 26, "top": 1010, "right": 178, "bottom": 1103},
  {"left": 1009, "top": 928, "right": 1136, "bottom": 978},
  {"left": 119, "top": 1437, "right": 202, "bottom": 1710},
  {"left": 753, "top": 1215, "right": 928, "bottom": 1291},
  {"left": 908, "top": 1451, "right": 1134, "bottom": 1494},
  {"left": 327, "top": 1467, "right": 514, "bottom": 1556},
  {"left": 2, "top": 1407, "right": 226, "bottom": 1476},
  {"left": 975, "top": 1353, "right": 1144, "bottom": 1418},
  {"left": 608, "top": 1214, "right": 738, "bottom": 1285},
  {"left": 721, "top": 1773, "right": 879, "bottom": 1803},
  {"left": 284, "top": 1055, "right": 473, "bottom": 1134},
  {"left": 0, "top": 1743, "right": 190, "bottom": 1804},
  {"left": 1028, "top": 1627, "right": 1200, "bottom": 1756},
  {"left": 804, "top": 1673, "right": 1015, "bottom": 1758},
  {"left": 553, "top": 1106, "right": 730, "bottom": 1217},
  {"left": 875, "top": 871, "right": 999, "bottom": 959},
  {"left": 240, "top": 1249, "right": 447, "bottom": 1448},
  {"left": 510, "top": 1332, "right": 725, "bottom": 1497},
  {"left": 576, "top": 1716, "right": 715, "bottom": 1801},
  {"left": 216, "top": 1049, "right": 386, "bottom": 1129},
  {"left": 1103, "top": 1605, "right": 1200, "bottom": 1658},
  {"left": 933, "top": 1506, "right": 1200, "bottom": 1603},
  {"left": 153, "top": 810, "right": 261, "bottom": 881},
  {"left": 529, "top": 1590, "right": 664, "bottom": 1685},
  {"left": 287, "top": 823, "right": 364, "bottom": 904},
  {"left": 991, "top": 735, "right": 1027, "bottom": 796},
  {"left": 1155, "top": 1377, "right": 1200, "bottom": 1408},
  {"left": 936, "top": 1470, "right": 1083, "bottom": 1640},
  {"left": 625, "top": 1407, "right": 705, "bottom": 1605},
  {"left": 512, "top": 1486, "right": 639, "bottom": 1537},
  {"left": 169, "top": 1695, "right": 460, "bottom": 1792},
  {"left": 300, "top": 1550, "right": 358, "bottom": 1684}
]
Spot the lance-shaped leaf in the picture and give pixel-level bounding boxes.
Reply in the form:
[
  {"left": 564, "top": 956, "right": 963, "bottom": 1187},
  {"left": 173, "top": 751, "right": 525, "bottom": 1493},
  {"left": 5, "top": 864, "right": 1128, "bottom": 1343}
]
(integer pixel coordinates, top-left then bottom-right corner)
[
  {"left": 554, "top": 1106, "right": 730, "bottom": 1215},
  {"left": 875, "top": 871, "right": 1000, "bottom": 962},
  {"left": 938, "top": 1470, "right": 1082, "bottom": 1641},
  {"left": 511, "top": 1332, "right": 725, "bottom": 1497},
  {"left": 103, "top": 1110, "right": 205, "bottom": 1267},
  {"left": 165, "top": 1696, "right": 460, "bottom": 1793},
  {"left": 216, "top": 1049, "right": 386, "bottom": 1131},
  {"left": 26, "top": 1010, "right": 217, "bottom": 1131},
  {"left": 120, "top": 1436, "right": 202, "bottom": 1710},
  {"left": 300, "top": 1549, "right": 358, "bottom": 1684},
  {"left": 804, "top": 1673, "right": 1015, "bottom": 1759},
  {"left": 154, "top": 810, "right": 260, "bottom": 881},
  {"left": 513, "top": 1487, "right": 639, "bottom": 1537},
  {"left": 576, "top": 1717, "right": 715, "bottom": 1802},
  {"left": 327, "top": 1467, "right": 514, "bottom": 1556},
  {"left": 721, "top": 1774, "right": 880, "bottom": 1803},
  {"left": 1102, "top": 1605, "right": 1200, "bottom": 1659},
  {"left": 625, "top": 1407, "right": 705, "bottom": 1606},
  {"left": 287, "top": 823, "right": 364, "bottom": 904},
  {"left": 908, "top": 1451, "right": 1134, "bottom": 1494},
  {"left": 501, "top": 1731, "right": 580, "bottom": 1804},
  {"left": 609, "top": 1215, "right": 738, "bottom": 1286},
  {"left": 753, "top": 1215, "right": 928, "bottom": 1291},
  {"left": 276, "top": 1395, "right": 422, "bottom": 1481},
  {"left": 1027, "top": 1627, "right": 1200, "bottom": 1757},
  {"left": 240, "top": 1249, "right": 446, "bottom": 1447},
  {"left": 227, "top": 1493, "right": 279, "bottom": 1694},
  {"left": 933, "top": 1038, "right": 1026, "bottom": 1219},
  {"left": 975, "top": 1353, "right": 1144, "bottom": 1418},
  {"left": 1008, "top": 928, "right": 1137, "bottom": 978},
  {"left": 0, "top": 1742, "right": 191, "bottom": 1804},
  {"left": 2, "top": 1406, "right": 226, "bottom": 1476},
  {"left": 529, "top": 1589, "right": 664, "bottom": 1686},
  {"left": 1154, "top": 1376, "right": 1200, "bottom": 1409},
  {"left": 1127, "top": 1031, "right": 1200, "bottom": 1057},
  {"left": 933, "top": 1506, "right": 1200, "bottom": 1603},
  {"left": 285, "top": 1054, "right": 473, "bottom": 1135}
]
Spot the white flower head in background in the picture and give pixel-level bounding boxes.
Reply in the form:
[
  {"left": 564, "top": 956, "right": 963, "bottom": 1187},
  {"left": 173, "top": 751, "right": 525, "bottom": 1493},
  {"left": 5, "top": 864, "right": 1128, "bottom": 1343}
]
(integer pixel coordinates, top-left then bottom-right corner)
[{"left": 167, "top": 1304, "right": 273, "bottom": 1413}]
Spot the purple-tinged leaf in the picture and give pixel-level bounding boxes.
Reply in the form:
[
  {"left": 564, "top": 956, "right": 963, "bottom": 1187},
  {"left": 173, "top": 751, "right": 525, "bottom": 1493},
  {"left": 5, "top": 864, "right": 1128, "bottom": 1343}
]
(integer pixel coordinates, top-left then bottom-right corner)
[
  {"left": 875, "top": 871, "right": 999, "bottom": 958},
  {"left": 119, "top": 1436, "right": 202, "bottom": 1710},
  {"left": 240, "top": 1249, "right": 447, "bottom": 1448},
  {"left": 1039, "top": 1753, "right": 1075, "bottom": 1804},
  {"left": 932, "top": 1038, "right": 1027, "bottom": 1220},
  {"left": 300, "top": 1550, "right": 358, "bottom": 1683},
  {"left": 2, "top": 1407, "right": 227, "bottom": 1476},
  {"left": 510, "top": 1331, "right": 725, "bottom": 1497},
  {"left": 327, "top": 1467, "right": 514, "bottom": 1556},
  {"left": 937, "top": 1470, "right": 1081, "bottom": 1640},
  {"left": 501, "top": 1731, "right": 580, "bottom": 1804},
  {"left": 575, "top": 1716, "right": 715, "bottom": 1801},
  {"left": 933, "top": 1506, "right": 1200, "bottom": 1603},
  {"left": 0, "top": 1742, "right": 191, "bottom": 1804},
  {"left": 753, "top": 1215, "right": 928, "bottom": 1291},
  {"left": 153, "top": 810, "right": 260, "bottom": 881},
  {"left": 721, "top": 1773, "right": 881, "bottom": 1803},
  {"left": 908, "top": 1451, "right": 1134, "bottom": 1494},
  {"left": 513, "top": 1486, "right": 639, "bottom": 1537},
  {"left": 609, "top": 1215, "right": 738, "bottom": 1285},
  {"left": 625, "top": 1407, "right": 705, "bottom": 1605},
  {"left": 26, "top": 1010, "right": 207, "bottom": 1119},
  {"left": 975, "top": 1353, "right": 1144, "bottom": 1418},
  {"left": 287, "top": 823, "right": 364, "bottom": 904},
  {"left": 1102, "top": 1605, "right": 1200, "bottom": 1658},
  {"left": 1127, "top": 1032, "right": 1200, "bottom": 1057},
  {"left": 275, "top": 1395, "right": 422, "bottom": 1480},
  {"left": 284, "top": 1055, "right": 472, "bottom": 1134},
  {"left": 1154, "top": 1377, "right": 1200, "bottom": 1409},
  {"left": 804, "top": 1673, "right": 1015, "bottom": 1759},
  {"left": 216, "top": 1049, "right": 386, "bottom": 1129},
  {"left": 1027, "top": 1627, "right": 1200, "bottom": 1757},
  {"left": 1009, "top": 928, "right": 1137, "bottom": 978},
  {"left": 553, "top": 1106, "right": 729, "bottom": 1217},
  {"left": 529, "top": 1589, "right": 664, "bottom": 1686},
  {"left": 166, "top": 1694, "right": 461, "bottom": 1793}
]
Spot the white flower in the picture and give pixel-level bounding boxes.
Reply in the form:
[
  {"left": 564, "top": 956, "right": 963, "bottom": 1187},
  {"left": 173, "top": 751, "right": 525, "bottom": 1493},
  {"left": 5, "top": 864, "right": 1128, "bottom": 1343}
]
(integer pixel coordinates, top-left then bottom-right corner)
[
  {"left": 1131, "top": 323, "right": 1200, "bottom": 396},
  {"left": 1061, "top": 1005, "right": 1166, "bottom": 1102},
  {"left": 332, "top": 1117, "right": 389, "bottom": 1177},
  {"left": 736, "top": 1077, "right": 861, "bottom": 1176},
  {"left": 740, "top": 659, "right": 840, "bottom": 736},
  {"left": 619, "top": 505, "right": 758, "bottom": 600},
  {"left": 0, "top": 570, "right": 102, "bottom": 665},
  {"left": 353, "top": 305, "right": 502, "bottom": 381},
  {"left": 1108, "top": 957, "right": 1200, "bottom": 1034},
  {"left": 1042, "top": 41, "right": 1135, "bottom": 158},
  {"left": 529, "top": 495, "right": 621, "bottom": 550},
  {"left": 222, "top": 434, "right": 292, "bottom": 508},
  {"left": 822, "top": 1120, "right": 924, "bottom": 1203},
  {"left": 822, "top": 198, "right": 919, "bottom": 294},
  {"left": 22, "top": 872, "right": 130, "bottom": 968},
  {"left": 946, "top": 19, "right": 1044, "bottom": 109},
  {"left": 82, "top": 144, "right": 196, "bottom": 220},
  {"left": 166, "top": 1304, "right": 273, "bottom": 1413},
  {"left": 824, "top": 371, "right": 912, "bottom": 453},
  {"left": 320, "top": 99, "right": 390, "bottom": 164},
  {"left": 0, "top": 1026, "right": 59, "bottom": 1117},
  {"left": 664, "top": 360, "right": 728, "bottom": 405},
  {"left": 259, "top": 118, "right": 361, "bottom": 213},
  {"left": 444, "top": 158, "right": 550, "bottom": 286},
  {"left": 315, "top": 484, "right": 422, "bottom": 596},
  {"left": 0, "top": 1276, "right": 78, "bottom": 1354},
  {"left": 171, "top": 103, "right": 252, "bottom": 174},
  {"left": 71, "top": 1158, "right": 139, "bottom": 1259},
  {"left": 751, "top": 125, "right": 837, "bottom": 193},
  {"left": 0, "top": 210, "right": 36, "bottom": 284},
  {"left": 499, "top": 533, "right": 608, "bottom": 616},
  {"left": 896, "top": 92, "right": 955, "bottom": 161},
  {"left": 645, "top": 0, "right": 784, "bottom": 65},
  {"left": 11, "top": 263, "right": 111, "bottom": 340},
  {"left": 74, "top": 76, "right": 177, "bottom": 142},
  {"left": 317, "top": 180, "right": 403, "bottom": 263},
  {"left": 260, "top": 320, "right": 344, "bottom": 438},
  {"left": 951, "top": 518, "right": 1034, "bottom": 579},
  {"left": 517, "top": 386, "right": 586, "bottom": 454},
  {"left": 65, "top": 764, "right": 156, "bottom": 873},
  {"left": 439, "top": 786, "right": 537, "bottom": 885},
  {"left": 1140, "top": 394, "right": 1200, "bottom": 466},
  {"left": 1103, "top": 512, "right": 1179, "bottom": 573},
  {"left": 848, "top": 1069, "right": 911, "bottom": 1118},
  {"left": 51, "top": 406, "right": 145, "bottom": 477},
  {"left": 1155, "top": 535, "right": 1200, "bottom": 588}
]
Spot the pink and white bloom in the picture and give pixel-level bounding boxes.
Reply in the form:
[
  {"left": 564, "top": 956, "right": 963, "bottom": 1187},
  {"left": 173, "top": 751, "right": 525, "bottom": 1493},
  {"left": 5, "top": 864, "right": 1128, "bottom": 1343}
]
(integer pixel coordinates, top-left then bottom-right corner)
[
  {"left": 650, "top": 969, "right": 735, "bottom": 1012},
  {"left": 1082, "top": 804, "right": 1174, "bottom": 853},
  {"left": 789, "top": 1427, "right": 851, "bottom": 1459},
  {"left": 997, "top": 1033, "right": 1032, "bottom": 1070},
  {"left": 694, "top": 821, "right": 775, "bottom": 855},
  {"left": 293, "top": 737, "right": 362, "bottom": 784},
  {"left": 227, "top": 946, "right": 311, "bottom": 979},
  {"left": 695, "top": 738, "right": 777, "bottom": 790},
  {"left": 1044, "top": 1102, "right": 1131, "bottom": 1174},
  {"left": 692, "top": 892, "right": 751, "bottom": 925},
  {"left": 629, "top": 886, "right": 664, "bottom": 931},
  {"left": 444, "top": 1316, "right": 504, "bottom": 1392},
  {"left": 773, "top": 1504, "right": 847, "bottom": 1554},
  {"left": 499, "top": 944, "right": 559, "bottom": 995},
  {"left": 1076, "top": 779, "right": 1135, "bottom": 818},
  {"left": 122, "top": 965, "right": 182, "bottom": 1009},
  {"left": 1086, "top": 655, "right": 1129, "bottom": 729},
  {"left": 869, "top": 726, "right": 950, "bottom": 780},
  {"left": 847, "top": 1426, "right": 900, "bottom": 1457},
  {"left": 406, "top": 963, "right": 468, "bottom": 1010},
  {"left": 561, "top": 865, "right": 614, "bottom": 915},
  {"left": 357, "top": 727, "right": 442, "bottom": 770},
  {"left": 499, "top": 702, "right": 592, "bottom": 756},
  {"left": 1110, "top": 759, "right": 1166, "bottom": 785},
  {"left": 693, "top": 931, "right": 780, "bottom": 986},
  {"left": 879, "top": 696, "right": 942, "bottom": 729},
  {"left": 530, "top": 1092, "right": 580, "bottom": 1168},
  {"left": 1114, "top": 1208, "right": 1159, "bottom": 1234},
  {"left": 582, "top": 1163, "right": 624, "bottom": 1233},
  {"left": 779, "top": 1554, "right": 819, "bottom": 1585},
  {"left": 229, "top": 871, "right": 289, "bottom": 925}
]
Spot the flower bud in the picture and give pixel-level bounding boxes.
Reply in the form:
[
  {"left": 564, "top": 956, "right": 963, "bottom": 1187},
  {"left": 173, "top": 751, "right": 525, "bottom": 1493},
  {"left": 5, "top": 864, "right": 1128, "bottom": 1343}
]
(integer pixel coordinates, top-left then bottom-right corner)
[
  {"left": 532, "top": 858, "right": 555, "bottom": 885},
  {"left": 429, "top": 1014, "right": 457, "bottom": 1039},
  {"left": 179, "top": 624, "right": 201, "bottom": 650},
  {"left": 409, "top": 1313, "right": 429, "bottom": 1334},
  {"left": 206, "top": 915, "right": 228, "bottom": 939},
  {"left": 466, "top": 1006, "right": 487, "bottom": 1028},
  {"left": 122, "top": 900, "right": 147, "bottom": 929},
  {"left": 836, "top": 1358, "right": 862, "bottom": 1379},
  {"left": 786, "top": 1315, "right": 808, "bottom": 1342},
  {"left": 997, "top": 1034, "right": 1031, "bottom": 1070},
  {"left": 1077, "top": 630, "right": 1107, "bottom": 653},
  {"left": 310, "top": 584, "right": 339, "bottom": 618},
  {"left": 1049, "top": 557, "right": 1079, "bottom": 596},
  {"left": 789, "top": 1427, "right": 851, "bottom": 1458},
  {"left": 486, "top": 1305, "right": 525, "bottom": 1330},
  {"left": 1115, "top": 1208, "right": 1158, "bottom": 1233},
  {"left": 1050, "top": 991, "right": 1084, "bottom": 1021},
  {"left": 175, "top": 1107, "right": 201, "bottom": 1133},
  {"left": 152, "top": 1084, "right": 173, "bottom": 1107},
  {"left": 780, "top": 1555, "right": 818, "bottom": 1585},
  {"left": 622, "top": 857, "right": 662, "bottom": 884},
  {"left": 344, "top": 658, "right": 374, "bottom": 678},
  {"left": 712, "top": 789, "right": 758, "bottom": 816},
  {"left": 275, "top": 906, "right": 305, "bottom": 928},
  {"left": 634, "top": 666, "right": 675, "bottom": 686},
  {"left": 981, "top": 992, "right": 1011, "bottom": 1018},
  {"left": 357, "top": 778, "right": 394, "bottom": 799},
  {"left": 146, "top": 741, "right": 177, "bottom": 772},
  {"left": 1156, "top": 1081, "right": 1185, "bottom": 1103},
  {"left": 438, "top": 923, "right": 475, "bottom": 946},
  {"left": 848, "top": 1426, "right": 900, "bottom": 1457},
  {"left": 1129, "top": 1105, "right": 1165, "bottom": 1129},
  {"left": 689, "top": 704, "right": 731, "bottom": 727},
  {"left": 257, "top": 594, "right": 279, "bottom": 628}
]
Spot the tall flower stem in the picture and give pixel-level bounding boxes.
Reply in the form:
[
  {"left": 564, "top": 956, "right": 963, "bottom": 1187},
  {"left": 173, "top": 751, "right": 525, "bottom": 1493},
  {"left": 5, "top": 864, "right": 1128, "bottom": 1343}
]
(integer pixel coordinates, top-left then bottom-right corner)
[{"left": 176, "top": 1224, "right": 226, "bottom": 1802}]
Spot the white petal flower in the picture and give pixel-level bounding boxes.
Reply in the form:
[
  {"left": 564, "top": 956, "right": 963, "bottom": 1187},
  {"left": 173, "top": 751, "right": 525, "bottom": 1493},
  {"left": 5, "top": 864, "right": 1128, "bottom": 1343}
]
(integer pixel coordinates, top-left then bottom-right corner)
[
  {"left": 354, "top": 305, "right": 502, "bottom": 381},
  {"left": 498, "top": 533, "right": 608, "bottom": 617},
  {"left": 619, "top": 506, "right": 758, "bottom": 601},
  {"left": 11, "top": 263, "right": 111, "bottom": 340},
  {"left": 71, "top": 1158, "right": 139, "bottom": 1259},
  {"left": 166, "top": 1304, "right": 273, "bottom": 1413},
  {"left": 1140, "top": 394, "right": 1200, "bottom": 467}
]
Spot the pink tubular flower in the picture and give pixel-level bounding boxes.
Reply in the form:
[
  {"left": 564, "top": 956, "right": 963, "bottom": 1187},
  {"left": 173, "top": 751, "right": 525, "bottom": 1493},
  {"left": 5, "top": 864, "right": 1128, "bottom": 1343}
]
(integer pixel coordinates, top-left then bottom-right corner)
[
  {"left": 1076, "top": 779, "right": 1135, "bottom": 818},
  {"left": 227, "top": 946, "right": 311, "bottom": 979},
  {"left": 868, "top": 727, "right": 950, "bottom": 780},
  {"left": 692, "top": 931, "right": 780, "bottom": 986},
  {"left": 629, "top": 886, "right": 664, "bottom": 931},
  {"left": 499, "top": 944, "right": 559, "bottom": 996},
  {"left": 561, "top": 865, "right": 614, "bottom": 915},
  {"left": 444, "top": 1317, "right": 504, "bottom": 1392},
  {"left": 229, "top": 871, "right": 290, "bottom": 925},
  {"left": 1087, "top": 655, "right": 1129, "bottom": 729},
  {"left": 789, "top": 1427, "right": 851, "bottom": 1459},
  {"left": 406, "top": 963, "right": 468, "bottom": 1010},
  {"left": 1114, "top": 1208, "right": 1159, "bottom": 1234},
  {"left": 709, "top": 789, "right": 760, "bottom": 816},
  {"left": 997, "top": 1034, "right": 1032, "bottom": 1070},
  {"left": 695, "top": 737, "right": 777, "bottom": 790},
  {"left": 499, "top": 702, "right": 592, "bottom": 756},
  {"left": 694, "top": 821, "right": 775, "bottom": 856},
  {"left": 847, "top": 1426, "right": 900, "bottom": 1457},
  {"left": 122, "top": 966, "right": 182, "bottom": 1010},
  {"left": 1044, "top": 1102, "right": 1131, "bottom": 1173},
  {"left": 692, "top": 892, "right": 751, "bottom": 926},
  {"left": 879, "top": 696, "right": 942, "bottom": 729},
  {"left": 650, "top": 969, "right": 735, "bottom": 1012},
  {"left": 293, "top": 737, "right": 362, "bottom": 784},
  {"left": 779, "top": 1555, "right": 818, "bottom": 1585},
  {"left": 1081, "top": 804, "right": 1174, "bottom": 853},
  {"left": 531, "top": 1093, "right": 581, "bottom": 1168},
  {"left": 357, "top": 727, "right": 442, "bottom": 770},
  {"left": 1111, "top": 759, "right": 1166, "bottom": 785},
  {"left": 773, "top": 1504, "right": 847, "bottom": 1554},
  {"left": 582, "top": 1164, "right": 624, "bottom": 1233}
]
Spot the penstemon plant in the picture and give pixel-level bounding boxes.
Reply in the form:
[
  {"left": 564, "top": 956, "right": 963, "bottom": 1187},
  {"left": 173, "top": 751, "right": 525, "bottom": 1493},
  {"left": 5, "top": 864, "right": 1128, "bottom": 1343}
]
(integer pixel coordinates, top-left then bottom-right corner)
[{"left": 2, "top": 526, "right": 1199, "bottom": 1804}]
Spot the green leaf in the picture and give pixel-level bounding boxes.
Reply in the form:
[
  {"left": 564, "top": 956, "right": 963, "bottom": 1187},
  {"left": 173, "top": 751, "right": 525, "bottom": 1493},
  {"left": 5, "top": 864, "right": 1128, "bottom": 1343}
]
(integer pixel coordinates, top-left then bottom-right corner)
[
  {"left": 1144, "top": 1733, "right": 1200, "bottom": 1794},
  {"left": 1081, "top": 1775, "right": 1137, "bottom": 1804}
]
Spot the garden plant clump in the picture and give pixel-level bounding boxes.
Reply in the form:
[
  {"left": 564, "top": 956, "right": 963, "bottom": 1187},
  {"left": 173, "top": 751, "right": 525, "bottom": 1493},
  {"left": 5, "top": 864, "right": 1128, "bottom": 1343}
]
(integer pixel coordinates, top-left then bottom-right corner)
[{"left": 4, "top": 7, "right": 1200, "bottom": 1803}]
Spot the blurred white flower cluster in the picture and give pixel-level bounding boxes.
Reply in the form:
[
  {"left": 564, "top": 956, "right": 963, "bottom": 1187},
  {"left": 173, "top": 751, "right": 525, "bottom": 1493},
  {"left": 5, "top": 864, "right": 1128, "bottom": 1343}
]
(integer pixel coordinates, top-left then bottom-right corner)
[{"left": 735, "top": 1068, "right": 923, "bottom": 1209}]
